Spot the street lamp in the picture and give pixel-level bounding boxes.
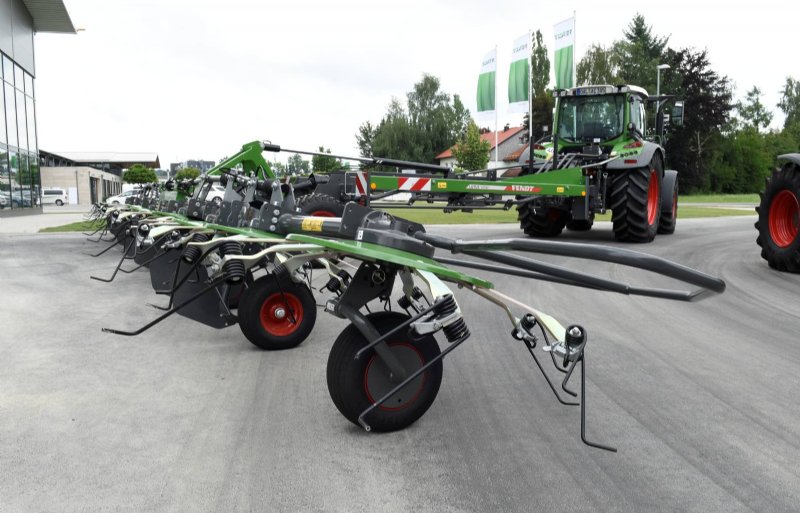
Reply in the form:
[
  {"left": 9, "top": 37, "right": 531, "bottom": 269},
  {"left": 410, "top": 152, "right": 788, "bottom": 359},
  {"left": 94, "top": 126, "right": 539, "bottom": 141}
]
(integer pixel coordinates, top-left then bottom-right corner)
[{"left": 656, "top": 64, "right": 670, "bottom": 98}]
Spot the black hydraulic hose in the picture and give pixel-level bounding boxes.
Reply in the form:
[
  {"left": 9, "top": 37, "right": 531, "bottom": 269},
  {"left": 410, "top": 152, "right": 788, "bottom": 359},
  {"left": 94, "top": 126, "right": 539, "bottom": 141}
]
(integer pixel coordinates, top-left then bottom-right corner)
[{"left": 415, "top": 232, "right": 725, "bottom": 301}]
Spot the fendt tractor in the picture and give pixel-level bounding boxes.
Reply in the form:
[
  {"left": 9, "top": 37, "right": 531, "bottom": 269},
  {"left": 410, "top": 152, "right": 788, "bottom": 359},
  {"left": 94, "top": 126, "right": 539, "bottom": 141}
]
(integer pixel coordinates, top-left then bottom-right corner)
[
  {"left": 288, "top": 84, "right": 684, "bottom": 243},
  {"left": 755, "top": 155, "right": 800, "bottom": 272}
]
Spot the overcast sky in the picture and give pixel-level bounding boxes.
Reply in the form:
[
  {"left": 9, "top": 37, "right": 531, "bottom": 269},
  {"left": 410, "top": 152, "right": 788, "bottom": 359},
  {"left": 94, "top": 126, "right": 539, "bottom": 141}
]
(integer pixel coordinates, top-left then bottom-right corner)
[{"left": 33, "top": 0, "right": 799, "bottom": 168}]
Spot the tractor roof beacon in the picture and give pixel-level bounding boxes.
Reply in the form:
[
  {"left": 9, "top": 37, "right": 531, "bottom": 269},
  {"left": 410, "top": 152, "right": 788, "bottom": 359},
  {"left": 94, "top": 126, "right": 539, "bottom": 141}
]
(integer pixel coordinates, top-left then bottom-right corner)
[{"left": 516, "top": 84, "right": 684, "bottom": 242}]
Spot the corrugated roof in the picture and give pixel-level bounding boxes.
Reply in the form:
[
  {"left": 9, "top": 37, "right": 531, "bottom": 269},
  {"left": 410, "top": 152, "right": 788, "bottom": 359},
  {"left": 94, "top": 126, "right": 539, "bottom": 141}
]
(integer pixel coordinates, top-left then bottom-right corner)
[
  {"left": 436, "top": 126, "right": 524, "bottom": 160},
  {"left": 21, "top": 0, "right": 75, "bottom": 33},
  {"left": 52, "top": 151, "right": 160, "bottom": 166}
]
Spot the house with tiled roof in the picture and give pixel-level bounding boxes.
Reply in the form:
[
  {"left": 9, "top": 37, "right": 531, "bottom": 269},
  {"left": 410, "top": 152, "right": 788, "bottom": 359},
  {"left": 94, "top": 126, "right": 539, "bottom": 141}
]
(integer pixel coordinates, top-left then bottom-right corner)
[{"left": 436, "top": 125, "right": 526, "bottom": 170}]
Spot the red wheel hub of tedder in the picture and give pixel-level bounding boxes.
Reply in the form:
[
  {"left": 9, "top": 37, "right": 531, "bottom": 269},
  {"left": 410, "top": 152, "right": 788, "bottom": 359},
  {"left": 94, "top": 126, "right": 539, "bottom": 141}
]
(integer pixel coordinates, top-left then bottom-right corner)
[
  {"left": 259, "top": 293, "right": 303, "bottom": 336},
  {"left": 311, "top": 210, "right": 336, "bottom": 217},
  {"left": 768, "top": 189, "right": 800, "bottom": 248}
]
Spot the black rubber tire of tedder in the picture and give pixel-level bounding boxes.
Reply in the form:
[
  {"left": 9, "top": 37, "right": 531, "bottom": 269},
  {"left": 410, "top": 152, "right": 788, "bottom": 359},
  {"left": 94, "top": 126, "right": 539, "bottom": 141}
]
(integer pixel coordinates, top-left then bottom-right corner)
[
  {"left": 237, "top": 274, "right": 316, "bottom": 350},
  {"left": 610, "top": 158, "right": 663, "bottom": 242},
  {"left": 566, "top": 216, "right": 594, "bottom": 231},
  {"left": 297, "top": 193, "right": 345, "bottom": 218},
  {"left": 755, "top": 162, "right": 800, "bottom": 272},
  {"left": 326, "top": 311, "right": 443, "bottom": 433},
  {"left": 517, "top": 203, "right": 568, "bottom": 238}
]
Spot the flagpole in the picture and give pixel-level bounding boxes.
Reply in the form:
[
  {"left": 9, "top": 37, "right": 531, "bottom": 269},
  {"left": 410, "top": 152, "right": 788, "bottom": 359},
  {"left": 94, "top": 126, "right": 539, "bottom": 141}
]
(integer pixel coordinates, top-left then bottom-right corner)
[
  {"left": 494, "top": 44, "right": 499, "bottom": 168},
  {"left": 573, "top": 10, "right": 577, "bottom": 86},
  {"left": 528, "top": 30, "right": 533, "bottom": 174}
]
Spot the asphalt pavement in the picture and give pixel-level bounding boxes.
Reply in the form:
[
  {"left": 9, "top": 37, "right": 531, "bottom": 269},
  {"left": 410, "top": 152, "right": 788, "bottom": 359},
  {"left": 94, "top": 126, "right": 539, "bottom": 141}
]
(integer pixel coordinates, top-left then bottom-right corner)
[{"left": 1, "top": 216, "right": 798, "bottom": 512}]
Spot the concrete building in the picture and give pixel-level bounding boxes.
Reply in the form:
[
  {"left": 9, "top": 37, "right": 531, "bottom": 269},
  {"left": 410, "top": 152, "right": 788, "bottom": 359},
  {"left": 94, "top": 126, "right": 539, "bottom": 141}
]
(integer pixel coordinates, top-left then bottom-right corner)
[
  {"left": 40, "top": 150, "right": 160, "bottom": 205},
  {"left": 0, "top": 0, "right": 74, "bottom": 216}
]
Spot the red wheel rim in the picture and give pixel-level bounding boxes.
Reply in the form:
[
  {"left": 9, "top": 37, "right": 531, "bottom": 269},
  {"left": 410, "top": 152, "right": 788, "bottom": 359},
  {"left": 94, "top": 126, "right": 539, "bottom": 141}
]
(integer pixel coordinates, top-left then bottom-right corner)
[
  {"left": 647, "top": 169, "right": 660, "bottom": 225},
  {"left": 768, "top": 189, "right": 800, "bottom": 248},
  {"left": 259, "top": 292, "right": 303, "bottom": 336},
  {"left": 310, "top": 210, "right": 336, "bottom": 217},
  {"left": 364, "top": 343, "right": 426, "bottom": 411}
]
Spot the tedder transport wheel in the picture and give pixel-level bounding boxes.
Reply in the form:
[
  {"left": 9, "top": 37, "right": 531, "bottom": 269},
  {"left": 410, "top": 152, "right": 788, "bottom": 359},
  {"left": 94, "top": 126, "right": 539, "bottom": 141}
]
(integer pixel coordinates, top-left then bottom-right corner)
[
  {"left": 327, "top": 311, "right": 443, "bottom": 432},
  {"left": 237, "top": 274, "right": 316, "bottom": 350},
  {"left": 610, "top": 157, "right": 663, "bottom": 242},
  {"left": 297, "top": 193, "right": 345, "bottom": 218},
  {"left": 756, "top": 162, "right": 800, "bottom": 272},
  {"left": 517, "top": 203, "right": 568, "bottom": 238}
]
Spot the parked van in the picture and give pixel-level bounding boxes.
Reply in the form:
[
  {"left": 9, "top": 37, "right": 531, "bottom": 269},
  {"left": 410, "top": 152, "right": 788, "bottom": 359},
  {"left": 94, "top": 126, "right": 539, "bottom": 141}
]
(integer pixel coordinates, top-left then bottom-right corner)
[{"left": 41, "top": 187, "right": 68, "bottom": 206}]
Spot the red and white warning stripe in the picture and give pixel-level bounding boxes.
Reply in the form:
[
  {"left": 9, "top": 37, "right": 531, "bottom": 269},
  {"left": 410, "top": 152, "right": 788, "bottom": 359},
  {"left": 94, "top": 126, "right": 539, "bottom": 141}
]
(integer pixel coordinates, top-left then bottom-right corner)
[
  {"left": 354, "top": 171, "right": 368, "bottom": 196},
  {"left": 397, "top": 177, "right": 431, "bottom": 191}
]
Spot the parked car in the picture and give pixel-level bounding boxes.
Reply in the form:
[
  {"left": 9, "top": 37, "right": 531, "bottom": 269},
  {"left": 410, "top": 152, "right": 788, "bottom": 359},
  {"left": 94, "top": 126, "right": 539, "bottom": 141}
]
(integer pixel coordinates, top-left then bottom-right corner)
[
  {"left": 206, "top": 184, "right": 225, "bottom": 205},
  {"left": 41, "top": 188, "right": 68, "bottom": 206},
  {"left": 104, "top": 189, "right": 140, "bottom": 205},
  {"left": 0, "top": 193, "right": 6, "bottom": 209}
]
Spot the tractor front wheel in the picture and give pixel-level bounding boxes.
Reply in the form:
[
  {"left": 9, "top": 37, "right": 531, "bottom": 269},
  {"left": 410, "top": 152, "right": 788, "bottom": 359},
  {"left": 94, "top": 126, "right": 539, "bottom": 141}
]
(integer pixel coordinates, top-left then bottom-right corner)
[
  {"left": 517, "top": 203, "right": 568, "bottom": 238},
  {"left": 610, "top": 158, "right": 663, "bottom": 242},
  {"left": 756, "top": 162, "right": 800, "bottom": 272},
  {"left": 237, "top": 274, "right": 316, "bottom": 350},
  {"left": 327, "top": 312, "right": 443, "bottom": 432}
]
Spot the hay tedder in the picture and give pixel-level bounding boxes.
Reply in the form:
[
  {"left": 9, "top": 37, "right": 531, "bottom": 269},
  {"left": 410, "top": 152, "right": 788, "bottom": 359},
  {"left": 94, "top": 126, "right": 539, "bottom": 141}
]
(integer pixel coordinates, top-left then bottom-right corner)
[{"left": 82, "top": 140, "right": 725, "bottom": 451}]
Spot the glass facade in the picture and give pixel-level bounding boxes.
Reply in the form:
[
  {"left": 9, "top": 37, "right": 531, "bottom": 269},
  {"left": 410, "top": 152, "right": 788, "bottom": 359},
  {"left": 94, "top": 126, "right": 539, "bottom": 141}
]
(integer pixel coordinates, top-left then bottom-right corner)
[{"left": 0, "top": 50, "right": 38, "bottom": 213}]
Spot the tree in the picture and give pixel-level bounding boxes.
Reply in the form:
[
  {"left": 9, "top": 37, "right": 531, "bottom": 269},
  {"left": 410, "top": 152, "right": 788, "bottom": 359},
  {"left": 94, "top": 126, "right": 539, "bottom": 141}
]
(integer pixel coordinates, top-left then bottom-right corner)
[
  {"left": 174, "top": 167, "right": 201, "bottom": 181},
  {"left": 616, "top": 14, "right": 669, "bottom": 93},
  {"left": 577, "top": 43, "right": 622, "bottom": 86},
  {"left": 123, "top": 164, "right": 158, "bottom": 184},
  {"left": 737, "top": 86, "right": 773, "bottom": 132},
  {"left": 777, "top": 76, "right": 800, "bottom": 129},
  {"left": 663, "top": 47, "right": 734, "bottom": 191},
  {"left": 312, "top": 146, "right": 344, "bottom": 173},
  {"left": 530, "top": 30, "right": 550, "bottom": 97},
  {"left": 451, "top": 121, "right": 491, "bottom": 171},
  {"left": 286, "top": 154, "right": 309, "bottom": 175},
  {"left": 271, "top": 160, "right": 286, "bottom": 174},
  {"left": 356, "top": 74, "right": 472, "bottom": 164}
]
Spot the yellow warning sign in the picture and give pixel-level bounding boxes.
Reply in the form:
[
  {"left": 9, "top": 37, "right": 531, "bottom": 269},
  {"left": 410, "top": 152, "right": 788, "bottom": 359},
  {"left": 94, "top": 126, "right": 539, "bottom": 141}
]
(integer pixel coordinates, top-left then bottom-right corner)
[
  {"left": 301, "top": 217, "right": 324, "bottom": 232},
  {"left": 556, "top": 186, "right": 565, "bottom": 193},
  {"left": 437, "top": 182, "right": 447, "bottom": 189}
]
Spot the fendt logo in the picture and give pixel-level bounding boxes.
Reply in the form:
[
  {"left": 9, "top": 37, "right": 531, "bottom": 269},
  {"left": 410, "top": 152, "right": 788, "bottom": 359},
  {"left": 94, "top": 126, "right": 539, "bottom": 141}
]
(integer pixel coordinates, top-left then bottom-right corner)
[
  {"left": 555, "top": 29, "right": 572, "bottom": 40},
  {"left": 513, "top": 44, "right": 528, "bottom": 53}
]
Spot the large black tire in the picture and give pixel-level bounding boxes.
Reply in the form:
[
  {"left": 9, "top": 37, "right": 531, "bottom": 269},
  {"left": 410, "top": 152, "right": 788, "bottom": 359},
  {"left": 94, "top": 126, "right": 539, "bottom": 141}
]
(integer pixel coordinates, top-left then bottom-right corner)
[
  {"left": 610, "top": 158, "right": 663, "bottom": 242},
  {"left": 297, "top": 193, "right": 345, "bottom": 217},
  {"left": 517, "top": 203, "right": 568, "bottom": 237},
  {"left": 658, "top": 173, "right": 678, "bottom": 235},
  {"left": 237, "top": 274, "right": 316, "bottom": 350},
  {"left": 327, "top": 311, "right": 443, "bottom": 433},
  {"left": 755, "top": 162, "right": 800, "bottom": 272},
  {"left": 566, "top": 216, "right": 594, "bottom": 232}
]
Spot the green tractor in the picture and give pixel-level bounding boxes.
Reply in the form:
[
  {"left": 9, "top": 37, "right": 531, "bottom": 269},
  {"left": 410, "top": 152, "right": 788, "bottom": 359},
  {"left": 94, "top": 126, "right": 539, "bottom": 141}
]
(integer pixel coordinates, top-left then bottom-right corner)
[
  {"left": 516, "top": 84, "right": 683, "bottom": 242},
  {"left": 755, "top": 155, "right": 800, "bottom": 272}
]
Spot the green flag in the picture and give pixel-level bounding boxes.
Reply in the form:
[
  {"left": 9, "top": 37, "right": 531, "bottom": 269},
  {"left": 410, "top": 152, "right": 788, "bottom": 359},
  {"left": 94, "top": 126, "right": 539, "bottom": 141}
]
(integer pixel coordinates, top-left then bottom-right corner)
[
  {"left": 553, "top": 17, "right": 575, "bottom": 89},
  {"left": 476, "top": 48, "right": 497, "bottom": 113},
  {"left": 508, "top": 32, "right": 530, "bottom": 113}
]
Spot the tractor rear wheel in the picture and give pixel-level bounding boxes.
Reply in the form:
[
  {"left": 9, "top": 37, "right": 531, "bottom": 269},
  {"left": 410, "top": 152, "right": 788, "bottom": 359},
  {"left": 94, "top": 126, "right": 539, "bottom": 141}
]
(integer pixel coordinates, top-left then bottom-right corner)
[
  {"left": 658, "top": 173, "right": 678, "bottom": 235},
  {"left": 517, "top": 203, "right": 568, "bottom": 238},
  {"left": 610, "top": 158, "right": 663, "bottom": 242},
  {"left": 327, "top": 311, "right": 443, "bottom": 433},
  {"left": 756, "top": 162, "right": 800, "bottom": 272},
  {"left": 297, "top": 193, "right": 345, "bottom": 218},
  {"left": 237, "top": 274, "right": 316, "bottom": 350}
]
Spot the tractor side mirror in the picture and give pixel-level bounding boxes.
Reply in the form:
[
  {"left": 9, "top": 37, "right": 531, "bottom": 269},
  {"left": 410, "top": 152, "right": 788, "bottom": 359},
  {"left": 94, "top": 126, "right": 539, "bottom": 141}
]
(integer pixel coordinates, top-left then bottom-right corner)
[{"left": 671, "top": 101, "right": 684, "bottom": 127}]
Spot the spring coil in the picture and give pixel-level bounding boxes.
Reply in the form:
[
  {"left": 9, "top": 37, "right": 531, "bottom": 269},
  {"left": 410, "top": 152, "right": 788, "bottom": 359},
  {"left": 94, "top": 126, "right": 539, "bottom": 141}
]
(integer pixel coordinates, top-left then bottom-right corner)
[
  {"left": 219, "top": 240, "right": 246, "bottom": 283},
  {"left": 181, "top": 233, "right": 210, "bottom": 263},
  {"left": 443, "top": 318, "right": 470, "bottom": 344},
  {"left": 434, "top": 294, "right": 458, "bottom": 316}
]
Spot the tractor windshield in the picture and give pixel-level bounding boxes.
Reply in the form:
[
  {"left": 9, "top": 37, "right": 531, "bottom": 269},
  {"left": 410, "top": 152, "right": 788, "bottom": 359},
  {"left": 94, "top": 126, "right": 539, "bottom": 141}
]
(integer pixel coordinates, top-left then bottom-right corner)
[{"left": 556, "top": 94, "right": 626, "bottom": 143}]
